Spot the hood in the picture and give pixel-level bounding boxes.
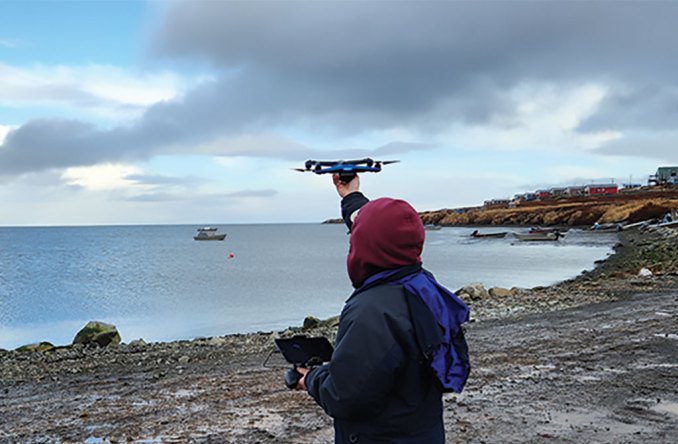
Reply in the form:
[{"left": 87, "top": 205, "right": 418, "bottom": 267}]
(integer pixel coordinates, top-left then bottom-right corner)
[{"left": 347, "top": 198, "right": 425, "bottom": 287}]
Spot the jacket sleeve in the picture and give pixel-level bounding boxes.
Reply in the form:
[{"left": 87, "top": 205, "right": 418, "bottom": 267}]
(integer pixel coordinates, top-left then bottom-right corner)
[
  {"left": 305, "top": 298, "right": 405, "bottom": 420},
  {"left": 341, "top": 192, "right": 369, "bottom": 230}
]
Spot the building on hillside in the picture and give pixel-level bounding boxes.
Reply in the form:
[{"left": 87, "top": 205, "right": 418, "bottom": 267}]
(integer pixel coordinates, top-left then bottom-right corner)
[
  {"left": 585, "top": 184, "right": 618, "bottom": 196},
  {"left": 535, "top": 189, "right": 551, "bottom": 200},
  {"left": 549, "top": 187, "right": 568, "bottom": 198},
  {"left": 622, "top": 183, "right": 642, "bottom": 190},
  {"left": 514, "top": 193, "right": 537, "bottom": 204},
  {"left": 484, "top": 199, "right": 510, "bottom": 209},
  {"left": 565, "top": 186, "right": 586, "bottom": 197},
  {"left": 651, "top": 166, "right": 678, "bottom": 185}
]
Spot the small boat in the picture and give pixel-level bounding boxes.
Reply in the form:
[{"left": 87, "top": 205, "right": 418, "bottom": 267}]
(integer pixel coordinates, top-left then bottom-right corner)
[
  {"left": 658, "top": 219, "right": 678, "bottom": 229},
  {"left": 471, "top": 230, "right": 507, "bottom": 238},
  {"left": 193, "top": 227, "right": 227, "bottom": 241},
  {"left": 424, "top": 224, "right": 442, "bottom": 231},
  {"left": 590, "top": 222, "right": 622, "bottom": 232},
  {"left": 528, "top": 227, "right": 567, "bottom": 235},
  {"left": 514, "top": 232, "right": 561, "bottom": 241}
]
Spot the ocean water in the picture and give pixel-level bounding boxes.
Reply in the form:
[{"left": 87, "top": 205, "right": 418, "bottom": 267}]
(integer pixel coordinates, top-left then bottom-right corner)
[{"left": 0, "top": 224, "right": 617, "bottom": 349}]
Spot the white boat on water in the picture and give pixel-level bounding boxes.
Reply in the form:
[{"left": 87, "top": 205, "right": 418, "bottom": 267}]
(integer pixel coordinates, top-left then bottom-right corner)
[{"left": 193, "top": 227, "right": 227, "bottom": 241}]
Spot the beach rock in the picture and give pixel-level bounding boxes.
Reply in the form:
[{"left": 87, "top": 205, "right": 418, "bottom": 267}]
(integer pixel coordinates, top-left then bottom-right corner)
[
  {"left": 456, "top": 283, "right": 489, "bottom": 301},
  {"left": 15, "top": 342, "right": 55, "bottom": 353},
  {"left": 489, "top": 287, "right": 514, "bottom": 298},
  {"left": 128, "top": 339, "right": 147, "bottom": 349},
  {"left": 303, "top": 316, "right": 321, "bottom": 330},
  {"left": 206, "top": 337, "right": 228, "bottom": 346},
  {"left": 302, "top": 315, "right": 340, "bottom": 331},
  {"left": 72, "top": 321, "right": 121, "bottom": 347},
  {"left": 639, "top": 268, "right": 653, "bottom": 277}
]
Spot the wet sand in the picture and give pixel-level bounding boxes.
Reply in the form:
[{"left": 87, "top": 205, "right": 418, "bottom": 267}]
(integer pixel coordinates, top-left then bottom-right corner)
[{"left": 1, "top": 229, "right": 677, "bottom": 443}]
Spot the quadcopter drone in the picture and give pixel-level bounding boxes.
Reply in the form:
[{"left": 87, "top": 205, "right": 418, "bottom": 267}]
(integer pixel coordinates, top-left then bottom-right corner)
[{"left": 294, "top": 158, "right": 399, "bottom": 183}]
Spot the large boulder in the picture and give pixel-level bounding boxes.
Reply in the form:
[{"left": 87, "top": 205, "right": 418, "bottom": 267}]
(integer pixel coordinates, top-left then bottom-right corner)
[
  {"left": 303, "top": 315, "right": 340, "bottom": 331},
  {"left": 73, "top": 321, "right": 121, "bottom": 347},
  {"left": 489, "top": 287, "right": 514, "bottom": 298},
  {"left": 15, "top": 341, "right": 55, "bottom": 353},
  {"left": 456, "top": 283, "right": 489, "bottom": 301}
]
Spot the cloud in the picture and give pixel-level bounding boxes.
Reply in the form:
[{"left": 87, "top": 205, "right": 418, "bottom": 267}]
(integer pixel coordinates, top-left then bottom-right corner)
[
  {"left": 0, "top": 39, "right": 22, "bottom": 48},
  {"left": 151, "top": 1, "right": 678, "bottom": 120},
  {"left": 222, "top": 189, "right": 277, "bottom": 198},
  {"left": 0, "top": 63, "right": 192, "bottom": 117},
  {"left": 124, "top": 173, "right": 205, "bottom": 187},
  {"left": 61, "top": 164, "right": 143, "bottom": 191},
  {"left": 3, "top": 1, "right": 678, "bottom": 180},
  {"left": 596, "top": 133, "right": 678, "bottom": 162},
  {"left": 126, "top": 188, "right": 277, "bottom": 202},
  {"left": 0, "top": 125, "right": 12, "bottom": 144},
  {"left": 579, "top": 84, "right": 678, "bottom": 133}
]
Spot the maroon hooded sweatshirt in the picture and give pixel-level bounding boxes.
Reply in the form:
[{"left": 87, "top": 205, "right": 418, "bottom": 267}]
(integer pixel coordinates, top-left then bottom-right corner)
[{"left": 347, "top": 197, "right": 425, "bottom": 288}]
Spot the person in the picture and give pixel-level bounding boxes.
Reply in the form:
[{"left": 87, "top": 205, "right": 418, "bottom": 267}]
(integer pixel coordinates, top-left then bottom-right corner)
[{"left": 294, "top": 174, "right": 470, "bottom": 444}]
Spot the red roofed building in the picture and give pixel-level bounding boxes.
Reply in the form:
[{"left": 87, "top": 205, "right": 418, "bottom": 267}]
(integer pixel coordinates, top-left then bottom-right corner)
[{"left": 585, "top": 184, "right": 618, "bottom": 196}]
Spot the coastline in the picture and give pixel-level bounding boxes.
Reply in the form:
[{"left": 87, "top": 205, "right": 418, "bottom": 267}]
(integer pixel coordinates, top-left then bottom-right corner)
[{"left": 1, "top": 227, "right": 677, "bottom": 443}]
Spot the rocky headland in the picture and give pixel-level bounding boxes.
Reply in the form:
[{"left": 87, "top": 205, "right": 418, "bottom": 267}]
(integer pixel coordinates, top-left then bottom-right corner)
[
  {"left": 420, "top": 193, "right": 678, "bottom": 227},
  {"left": 1, "top": 226, "right": 677, "bottom": 443},
  {"left": 322, "top": 190, "right": 678, "bottom": 228}
]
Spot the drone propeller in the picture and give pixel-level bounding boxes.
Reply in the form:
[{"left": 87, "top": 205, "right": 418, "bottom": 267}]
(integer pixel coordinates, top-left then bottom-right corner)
[{"left": 374, "top": 160, "right": 399, "bottom": 169}]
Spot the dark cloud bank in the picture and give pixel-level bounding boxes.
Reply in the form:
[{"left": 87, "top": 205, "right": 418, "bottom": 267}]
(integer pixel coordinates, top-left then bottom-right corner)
[{"left": 2, "top": 0, "right": 678, "bottom": 178}]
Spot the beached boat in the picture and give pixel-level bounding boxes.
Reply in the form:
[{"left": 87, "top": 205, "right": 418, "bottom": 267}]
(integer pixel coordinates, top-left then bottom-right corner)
[
  {"left": 471, "top": 230, "right": 508, "bottom": 238},
  {"left": 193, "top": 227, "right": 227, "bottom": 241},
  {"left": 590, "top": 222, "right": 622, "bottom": 232},
  {"left": 658, "top": 219, "right": 678, "bottom": 229},
  {"left": 528, "top": 227, "right": 568, "bottom": 235},
  {"left": 514, "top": 232, "right": 561, "bottom": 241}
]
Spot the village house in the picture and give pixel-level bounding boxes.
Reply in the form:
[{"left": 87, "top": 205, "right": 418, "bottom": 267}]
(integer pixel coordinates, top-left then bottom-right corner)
[
  {"left": 484, "top": 199, "right": 511, "bottom": 209},
  {"left": 651, "top": 166, "right": 678, "bottom": 185},
  {"left": 549, "top": 187, "right": 568, "bottom": 198},
  {"left": 585, "top": 183, "right": 618, "bottom": 196},
  {"left": 513, "top": 193, "right": 537, "bottom": 205},
  {"left": 565, "top": 186, "right": 586, "bottom": 197},
  {"left": 535, "top": 189, "right": 551, "bottom": 200}
]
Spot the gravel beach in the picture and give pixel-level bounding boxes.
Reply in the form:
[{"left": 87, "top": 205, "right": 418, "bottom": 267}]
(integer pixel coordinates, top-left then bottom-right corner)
[{"left": 1, "top": 228, "right": 677, "bottom": 443}]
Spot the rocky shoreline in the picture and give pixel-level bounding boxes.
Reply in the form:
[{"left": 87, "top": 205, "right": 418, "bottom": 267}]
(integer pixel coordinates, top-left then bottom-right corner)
[{"left": 1, "top": 226, "right": 677, "bottom": 443}]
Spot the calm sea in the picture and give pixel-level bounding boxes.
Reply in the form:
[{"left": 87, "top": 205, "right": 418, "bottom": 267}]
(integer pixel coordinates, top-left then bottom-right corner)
[{"left": 0, "top": 224, "right": 617, "bottom": 349}]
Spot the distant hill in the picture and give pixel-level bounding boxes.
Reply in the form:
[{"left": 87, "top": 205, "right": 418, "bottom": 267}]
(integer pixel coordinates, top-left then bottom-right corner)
[
  {"left": 322, "top": 187, "right": 678, "bottom": 227},
  {"left": 421, "top": 188, "right": 678, "bottom": 227}
]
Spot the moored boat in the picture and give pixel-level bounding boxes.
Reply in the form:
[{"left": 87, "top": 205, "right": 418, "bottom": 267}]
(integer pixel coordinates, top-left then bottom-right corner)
[
  {"left": 514, "top": 232, "right": 561, "bottom": 241},
  {"left": 528, "top": 227, "right": 568, "bottom": 235},
  {"left": 471, "top": 230, "right": 508, "bottom": 238},
  {"left": 193, "top": 227, "right": 227, "bottom": 241}
]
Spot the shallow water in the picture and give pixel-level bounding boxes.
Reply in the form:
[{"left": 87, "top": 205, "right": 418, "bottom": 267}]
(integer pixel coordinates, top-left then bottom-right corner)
[{"left": 0, "top": 224, "right": 617, "bottom": 349}]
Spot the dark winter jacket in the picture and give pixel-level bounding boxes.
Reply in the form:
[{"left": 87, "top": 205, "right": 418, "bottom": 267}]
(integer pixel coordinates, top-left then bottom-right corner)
[{"left": 305, "top": 193, "right": 445, "bottom": 443}]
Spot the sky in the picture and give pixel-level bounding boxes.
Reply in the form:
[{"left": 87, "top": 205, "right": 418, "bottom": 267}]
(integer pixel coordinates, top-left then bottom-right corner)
[{"left": 1, "top": 0, "right": 677, "bottom": 226}]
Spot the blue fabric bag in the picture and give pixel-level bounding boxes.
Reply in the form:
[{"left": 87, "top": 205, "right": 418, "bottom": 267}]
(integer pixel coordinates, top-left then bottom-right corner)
[{"left": 360, "top": 266, "right": 471, "bottom": 393}]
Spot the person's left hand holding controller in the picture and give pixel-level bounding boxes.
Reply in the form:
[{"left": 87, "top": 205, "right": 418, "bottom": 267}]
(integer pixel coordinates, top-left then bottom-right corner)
[{"left": 294, "top": 366, "right": 309, "bottom": 390}]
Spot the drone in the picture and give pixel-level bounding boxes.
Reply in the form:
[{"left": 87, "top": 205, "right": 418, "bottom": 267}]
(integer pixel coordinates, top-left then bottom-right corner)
[{"left": 294, "top": 158, "right": 400, "bottom": 183}]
